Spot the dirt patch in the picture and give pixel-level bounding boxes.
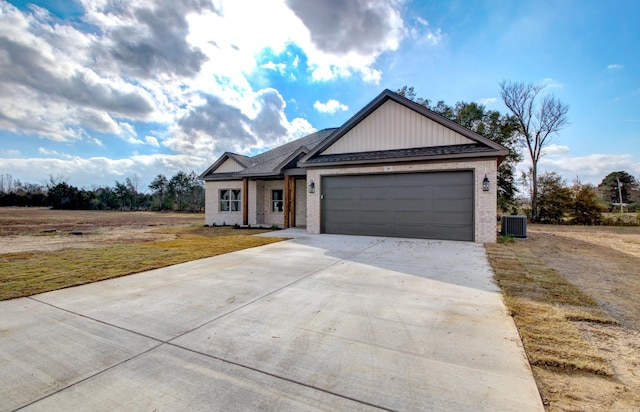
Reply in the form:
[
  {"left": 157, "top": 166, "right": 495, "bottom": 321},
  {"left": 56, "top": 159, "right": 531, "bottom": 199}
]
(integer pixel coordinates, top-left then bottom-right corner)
[
  {"left": 521, "top": 225, "right": 640, "bottom": 411},
  {"left": 528, "top": 225, "right": 640, "bottom": 332},
  {"left": 0, "top": 208, "right": 203, "bottom": 254},
  {"left": 0, "top": 227, "right": 179, "bottom": 254}
]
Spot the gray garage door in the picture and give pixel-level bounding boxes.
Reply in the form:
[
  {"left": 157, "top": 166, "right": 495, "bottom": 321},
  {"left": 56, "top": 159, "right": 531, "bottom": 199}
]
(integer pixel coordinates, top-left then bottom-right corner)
[{"left": 322, "top": 171, "right": 474, "bottom": 241}]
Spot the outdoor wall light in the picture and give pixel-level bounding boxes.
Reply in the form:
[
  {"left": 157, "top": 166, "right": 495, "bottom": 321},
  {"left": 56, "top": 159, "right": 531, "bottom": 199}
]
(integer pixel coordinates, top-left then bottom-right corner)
[
  {"left": 308, "top": 180, "right": 315, "bottom": 193},
  {"left": 483, "top": 175, "right": 490, "bottom": 192}
]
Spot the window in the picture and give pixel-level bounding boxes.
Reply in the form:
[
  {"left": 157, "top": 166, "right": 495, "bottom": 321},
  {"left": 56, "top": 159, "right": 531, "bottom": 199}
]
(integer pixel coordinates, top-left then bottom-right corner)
[
  {"left": 219, "top": 189, "right": 241, "bottom": 212},
  {"left": 272, "top": 189, "right": 283, "bottom": 212}
]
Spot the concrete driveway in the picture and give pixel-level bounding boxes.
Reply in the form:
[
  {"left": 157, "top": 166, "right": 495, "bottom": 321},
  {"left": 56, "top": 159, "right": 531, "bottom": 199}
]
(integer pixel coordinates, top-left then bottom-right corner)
[{"left": 1, "top": 230, "right": 543, "bottom": 411}]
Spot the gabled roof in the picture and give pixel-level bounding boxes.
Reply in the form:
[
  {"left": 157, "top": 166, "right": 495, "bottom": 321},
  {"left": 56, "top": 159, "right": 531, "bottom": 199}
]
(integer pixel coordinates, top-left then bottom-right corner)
[
  {"left": 227, "top": 153, "right": 253, "bottom": 168},
  {"left": 198, "top": 152, "right": 248, "bottom": 179},
  {"left": 200, "top": 128, "right": 336, "bottom": 180},
  {"left": 299, "top": 89, "right": 509, "bottom": 167}
]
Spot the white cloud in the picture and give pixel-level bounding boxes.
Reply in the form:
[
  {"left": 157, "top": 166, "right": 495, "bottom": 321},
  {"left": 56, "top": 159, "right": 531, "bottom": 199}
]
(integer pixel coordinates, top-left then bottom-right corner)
[
  {"left": 313, "top": 99, "right": 349, "bottom": 114},
  {"left": 0, "top": 154, "right": 210, "bottom": 189},
  {"left": 607, "top": 64, "right": 623, "bottom": 70},
  {"left": 38, "top": 148, "right": 59, "bottom": 155},
  {"left": 37, "top": 147, "right": 76, "bottom": 159},
  {"left": 515, "top": 144, "right": 640, "bottom": 187},
  {"left": 541, "top": 144, "right": 570, "bottom": 156},
  {"left": 0, "top": 2, "right": 156, "bottom": 143},
  {"left": 144, "top": 136, "right": 160, "bottom": 147},
  {"left": 2, "top": 149, "right": 20, "bottom": 156},
  {"left": 287, "top": 117, "right": 316, "bottom": 138},
  {"left": 165, "top": 88, "right": 315, "bottom": 157},
  {"left": 409, "top": 16, "right": 443, "bottom": 46},
  {"left": 478, "top": 97, "right": 497, "bottom": 106},
  {"left": 260, "top": 61, "right": 287, "bottom": 73},
  {"left": 284, "top": 0, "right": 406, "bottom": 83},
  {"left": 540, "top": 78, "right": 563, "bottom": 89},
  {"left": 424, "top": 28, "right": 443, "bottom": 46},
  {"left": 0, "top": 0, "right": 413, "bottom": 186},
  {"left": 540, "top": 153, "right": 640, "bottom": 184}
]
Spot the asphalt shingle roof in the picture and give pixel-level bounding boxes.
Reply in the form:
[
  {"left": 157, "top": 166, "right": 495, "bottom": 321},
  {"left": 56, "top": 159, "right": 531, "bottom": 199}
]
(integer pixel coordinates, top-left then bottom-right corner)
[
  {"left": 303, "top": 144, "right": 495, "bottom": 164},
  {"left": 202, "top": 128, "right": 336, "bottom": 178}
]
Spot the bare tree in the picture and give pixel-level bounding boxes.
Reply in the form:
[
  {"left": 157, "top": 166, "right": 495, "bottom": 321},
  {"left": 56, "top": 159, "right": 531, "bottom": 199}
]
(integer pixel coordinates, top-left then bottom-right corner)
[{"left": 500, "top": 81, "right": 569, "bottom": 222}]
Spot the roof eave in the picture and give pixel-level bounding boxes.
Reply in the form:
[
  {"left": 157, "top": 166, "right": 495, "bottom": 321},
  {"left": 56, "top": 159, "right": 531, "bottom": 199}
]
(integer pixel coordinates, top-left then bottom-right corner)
[
  {"left": 236, "top": 172, "right": 283, "bottom": 178},
  {"left": 201, "top": 175, "right": 245, "bottom": 181},
  {"left": 300, "top": 150, "right": 508, "bottom": 168}
]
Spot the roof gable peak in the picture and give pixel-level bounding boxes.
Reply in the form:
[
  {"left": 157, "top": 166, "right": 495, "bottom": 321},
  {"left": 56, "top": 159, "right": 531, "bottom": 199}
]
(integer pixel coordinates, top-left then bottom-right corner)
[{"left": 300, "top": 90, "right": 508, "bottom": 165}]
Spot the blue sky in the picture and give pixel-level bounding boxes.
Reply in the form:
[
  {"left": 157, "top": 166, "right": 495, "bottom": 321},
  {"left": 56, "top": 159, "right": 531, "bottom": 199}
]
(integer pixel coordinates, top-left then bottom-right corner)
[{"left": 0, "top": 0, "right": 638, "bottom": 191}]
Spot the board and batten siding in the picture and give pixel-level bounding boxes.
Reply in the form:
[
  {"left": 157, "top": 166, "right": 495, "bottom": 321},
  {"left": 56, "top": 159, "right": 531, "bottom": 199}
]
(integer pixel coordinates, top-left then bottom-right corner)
[
  {"left": 214, "top": 158, "right": 244, "bottom": 173},
  {"left": 322, "top": 100, "right": 474, "bottom": 155}
]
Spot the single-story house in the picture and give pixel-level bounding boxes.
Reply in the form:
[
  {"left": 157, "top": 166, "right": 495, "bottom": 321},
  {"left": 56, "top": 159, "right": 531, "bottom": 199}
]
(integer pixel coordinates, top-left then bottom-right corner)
[{"left": 200, "top": 89, "right": 509, "bottom": 242}]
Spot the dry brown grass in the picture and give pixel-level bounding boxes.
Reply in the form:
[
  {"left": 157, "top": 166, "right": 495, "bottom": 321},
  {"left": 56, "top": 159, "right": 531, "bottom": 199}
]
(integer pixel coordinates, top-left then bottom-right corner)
[
  {"left": 0, "top": 225, "right": 284, "bottom": 300},
  {"left": 0, "top": 208, "right": 204, "bottom": 236},
  {"left": 486, "top": 243, "right": 614, "bottom": 376}
]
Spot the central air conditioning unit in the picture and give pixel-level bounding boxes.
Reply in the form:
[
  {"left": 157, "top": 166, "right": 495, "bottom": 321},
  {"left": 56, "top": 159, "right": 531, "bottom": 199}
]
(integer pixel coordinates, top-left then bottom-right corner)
[{"left": 501, "top": 215, "right": 527, "bottom": 238}]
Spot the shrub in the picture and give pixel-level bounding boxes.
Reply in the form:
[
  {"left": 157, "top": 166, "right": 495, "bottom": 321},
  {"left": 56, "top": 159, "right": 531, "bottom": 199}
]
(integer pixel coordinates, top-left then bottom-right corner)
[
  {"left": 600, "top": 214, "right": 639, "bottom": 226},
  {"left": 571, "top": 183, "right": 605, "bottom": 225}
]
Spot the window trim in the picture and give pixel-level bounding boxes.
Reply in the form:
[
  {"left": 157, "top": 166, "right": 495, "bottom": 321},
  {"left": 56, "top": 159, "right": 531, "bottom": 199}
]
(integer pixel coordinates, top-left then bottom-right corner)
[
  {"left": 219, "top": 188, "right": 242, "bottom": 212},
  {"left": 272, "top": 189, "right": 283, "bottom": 212}
]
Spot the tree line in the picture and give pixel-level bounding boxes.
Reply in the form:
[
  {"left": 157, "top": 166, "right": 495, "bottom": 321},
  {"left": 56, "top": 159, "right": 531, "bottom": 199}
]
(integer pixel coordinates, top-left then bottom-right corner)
[
  {"left": 0, "top": 171, "right": 204, "bottom": 212},
  {"left": 523, "top": 170, "right": 639, "bottom": 224},
  {"left": 396, "top": 85, "right": 640, "bottom": 224}
]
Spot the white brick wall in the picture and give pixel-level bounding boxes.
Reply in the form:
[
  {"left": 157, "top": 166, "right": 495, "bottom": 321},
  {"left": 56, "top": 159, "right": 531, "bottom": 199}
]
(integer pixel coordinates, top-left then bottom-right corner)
[
  {"left": 295, "top": 178, "right": 307, "bottom": 226},
  {"left": 206, "top": 179, "right": 306, "bottom": 228},
  {"left": 204, "top": 180, "right": 243, "bottom": 226},
  {"left": 257, "top": 180, "right": 285, "bottom": 227},
  {"left": 305, "top": 159, "right": 498, "bottom": 243}
]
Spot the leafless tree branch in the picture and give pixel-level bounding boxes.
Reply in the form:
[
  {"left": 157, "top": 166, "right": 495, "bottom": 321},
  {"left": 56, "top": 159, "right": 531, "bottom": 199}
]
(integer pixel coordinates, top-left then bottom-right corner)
[{"left": 500, "top": 80, "right": 569, "bottom": 221}]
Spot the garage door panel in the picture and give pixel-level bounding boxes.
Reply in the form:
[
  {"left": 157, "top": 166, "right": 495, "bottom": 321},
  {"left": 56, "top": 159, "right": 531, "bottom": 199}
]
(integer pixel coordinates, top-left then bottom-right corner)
[
  {"left": 435, "top": 211, "right": 474, "bottom": 225},
  {"left": 441, "top": 172, "right": 473, "bottom": 185},
  {"left": 436, "top": 188, "right": 473, "bottom": 200},
  {"left": 329, "top": 189, "right": 357, "bottom": 199},
  {"left": 395, "top": 225, "right": 434, "bottom": 238},
  {"left": 362, "top": 181, "right": 390, "bottom": 189},
  {"left": 360, "top": 196, "right": 388, "bottom": 204},
  {"left": 392, "top": 210, "right": 429, "bottom": 221},
  {"left": 393, "top": 187, "right": 430, "bottom": 199},
  {"left": 327, "top": 199, "right": 357, "bottom": 210},
  {"left": 360, "top": 191, "right": 387, "bottom": 200},
  {"left": 433, "top": 225, "right": 473, "bottom": 241},
  {"left": 434, "top": 199, "right": 472, "bottom": 212},
  {"left": 324, "top": 214, "right": 357, "bottom": 225},
  {"left": 360, "top": 211, "right": 392, "bottom": 222},
  {"left": 322, "top": 171, "right": 473, "bottom": 241},
  {"left": 361, "top": 199, "right": 388, "bottom": 210},
  {"left": 393, "top": 200, "right": 429, "bottom": 212}
]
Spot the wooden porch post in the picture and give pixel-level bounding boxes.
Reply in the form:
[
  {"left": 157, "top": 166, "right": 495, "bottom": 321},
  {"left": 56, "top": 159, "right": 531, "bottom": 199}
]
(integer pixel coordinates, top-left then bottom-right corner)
[
  {"left": 283, "top": 176, "right": 290, "bottom": 228},
  {"left": 289, "top": 177, "right": 296, "bottom": 228},
  {"left": 242, "top": 178, "right": 248, "bottom": 226}
]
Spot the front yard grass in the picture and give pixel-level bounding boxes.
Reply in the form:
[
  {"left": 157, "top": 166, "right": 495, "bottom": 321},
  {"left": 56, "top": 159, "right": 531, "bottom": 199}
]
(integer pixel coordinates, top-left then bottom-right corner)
[{"left": 0, "top": 226, "right": 284, "bottom": 301}]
